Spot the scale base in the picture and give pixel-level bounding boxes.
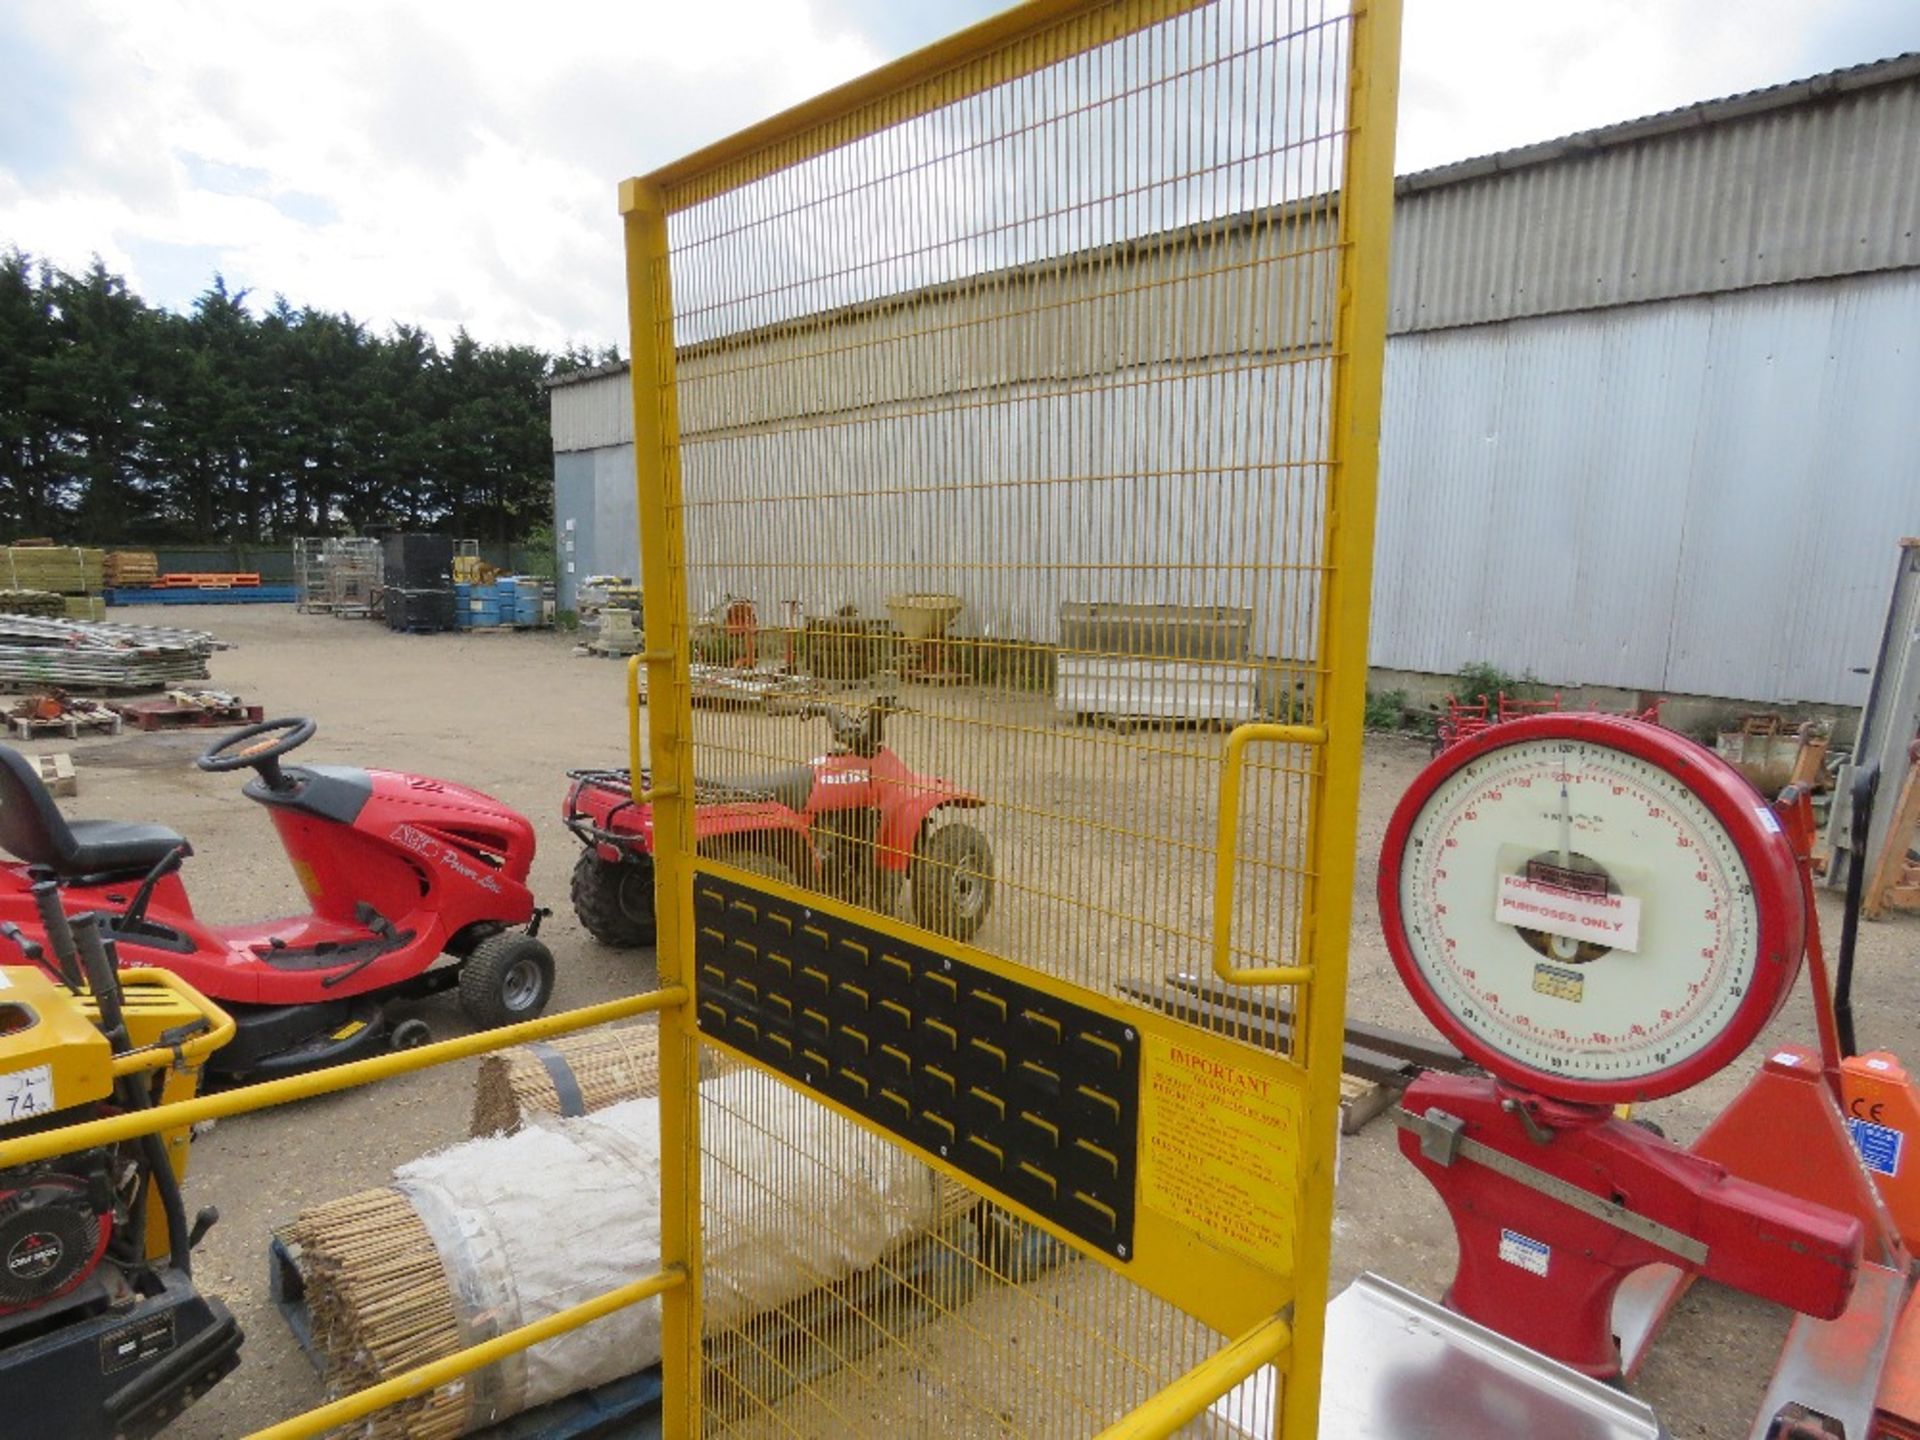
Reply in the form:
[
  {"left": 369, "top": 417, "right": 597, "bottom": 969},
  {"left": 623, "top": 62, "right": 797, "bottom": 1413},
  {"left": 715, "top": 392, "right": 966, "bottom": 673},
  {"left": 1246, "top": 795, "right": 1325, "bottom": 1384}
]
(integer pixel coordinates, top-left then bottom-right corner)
[
  {"left": 1398, "top": 1070, "right": 1863, "bottom": 1379},
  {"left": 1209, "top": 1272, "right": 1665, "bottom": 1440}
]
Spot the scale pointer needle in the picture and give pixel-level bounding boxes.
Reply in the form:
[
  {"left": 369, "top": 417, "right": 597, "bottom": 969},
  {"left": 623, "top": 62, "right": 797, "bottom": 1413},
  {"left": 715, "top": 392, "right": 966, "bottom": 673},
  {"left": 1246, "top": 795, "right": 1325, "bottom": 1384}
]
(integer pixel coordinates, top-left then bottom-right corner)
[{"left": 1553, "top": 773, "right": 1578, "bottom": 960}]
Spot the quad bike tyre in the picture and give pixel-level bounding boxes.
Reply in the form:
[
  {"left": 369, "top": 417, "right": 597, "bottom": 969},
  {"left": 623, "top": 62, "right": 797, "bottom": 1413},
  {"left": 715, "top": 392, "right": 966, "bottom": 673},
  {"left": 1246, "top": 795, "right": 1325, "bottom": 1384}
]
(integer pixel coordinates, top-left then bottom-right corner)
[
  {"left": 571, "top": 851, "right": 658, "bottom": 948},
  {"left": 911, "top": 822, "right": 995, "bottom": 942},
  {"left": 460, "top": 931, "right": 556, "bottom": 1029}
]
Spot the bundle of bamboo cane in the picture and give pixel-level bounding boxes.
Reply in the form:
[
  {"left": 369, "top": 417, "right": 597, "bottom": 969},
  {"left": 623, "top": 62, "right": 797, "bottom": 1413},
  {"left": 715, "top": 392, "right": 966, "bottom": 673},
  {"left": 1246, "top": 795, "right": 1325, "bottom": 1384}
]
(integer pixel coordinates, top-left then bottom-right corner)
[
  {"left": 468, "top": 1024, "right": 733, "bottom": 1137},
  {"left": 472, "top": 1025, "right": 976, "bottom": 1227},
  {"left": 279, "top": 1188, "right": 468, "bottom": 1440},
  {"left": 281, "top": 1076, "right": 947, "bottom": 1438}
]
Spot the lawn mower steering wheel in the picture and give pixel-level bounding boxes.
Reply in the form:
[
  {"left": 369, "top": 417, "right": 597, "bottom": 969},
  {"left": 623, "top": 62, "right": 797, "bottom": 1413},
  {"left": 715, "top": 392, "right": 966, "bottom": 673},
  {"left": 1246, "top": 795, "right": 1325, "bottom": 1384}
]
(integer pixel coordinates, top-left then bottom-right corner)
[{"left": 197, "top": 716, "right": 317, "bottom": 791}]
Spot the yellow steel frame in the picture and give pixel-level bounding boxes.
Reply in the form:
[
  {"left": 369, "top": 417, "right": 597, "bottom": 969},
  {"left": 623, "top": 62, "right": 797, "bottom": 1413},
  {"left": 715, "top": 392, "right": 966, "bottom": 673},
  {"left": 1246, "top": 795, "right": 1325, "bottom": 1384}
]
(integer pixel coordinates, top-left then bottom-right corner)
[
  {"left": 0, "top": 986, "right": 688, "bottom": 1440},
  {"left": 622, "top": 1, "right": 1402, "bottom": 1436},
  {"left": 625, "top": 175, "right": 706, "bottom": 1431},
  {"left": 1287, "top": 2, "right": 1402, "bottom": 1421},
  {"left": 1095, "top": 1309, "right": 1294, "bottom": 1440},
  {"left": 0, "top": 987, "right": 686, "bottom": 1170}
]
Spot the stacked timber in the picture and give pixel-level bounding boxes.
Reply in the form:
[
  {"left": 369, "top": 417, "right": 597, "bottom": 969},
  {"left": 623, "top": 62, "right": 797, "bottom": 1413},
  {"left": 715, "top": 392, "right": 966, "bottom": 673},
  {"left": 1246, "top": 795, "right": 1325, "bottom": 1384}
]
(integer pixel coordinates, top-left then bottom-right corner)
[
  {"left": 0, "top": 615, "right": 221, "bottom": 692},
  {"left": 103, "top": 551, "right": 160, "bottom": 587},
  {"left": 0, "top": 546, "right": 105, "bottom": 595}
]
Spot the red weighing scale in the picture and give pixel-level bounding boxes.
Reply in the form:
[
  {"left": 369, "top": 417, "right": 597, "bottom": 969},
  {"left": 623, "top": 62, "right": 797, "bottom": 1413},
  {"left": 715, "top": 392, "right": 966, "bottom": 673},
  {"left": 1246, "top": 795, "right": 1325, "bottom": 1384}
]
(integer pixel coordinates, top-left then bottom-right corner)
[{"left": 1379, "top": 713, "right": 1920, "bottom": 1438}]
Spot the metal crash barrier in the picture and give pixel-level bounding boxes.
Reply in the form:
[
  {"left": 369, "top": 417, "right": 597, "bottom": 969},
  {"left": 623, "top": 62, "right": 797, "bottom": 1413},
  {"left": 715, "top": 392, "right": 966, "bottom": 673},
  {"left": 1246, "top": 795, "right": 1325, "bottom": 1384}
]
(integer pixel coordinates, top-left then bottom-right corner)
[{"left": 1, "top": 1, "right": 1400, "bottom": 1434}]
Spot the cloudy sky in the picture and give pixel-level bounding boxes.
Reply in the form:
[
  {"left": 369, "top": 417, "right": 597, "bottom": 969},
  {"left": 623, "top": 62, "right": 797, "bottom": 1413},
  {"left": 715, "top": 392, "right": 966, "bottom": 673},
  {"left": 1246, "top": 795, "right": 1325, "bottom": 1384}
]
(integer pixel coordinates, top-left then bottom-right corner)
[{"left": 3, "top": 0, "right": 1915, "bottom": 355}]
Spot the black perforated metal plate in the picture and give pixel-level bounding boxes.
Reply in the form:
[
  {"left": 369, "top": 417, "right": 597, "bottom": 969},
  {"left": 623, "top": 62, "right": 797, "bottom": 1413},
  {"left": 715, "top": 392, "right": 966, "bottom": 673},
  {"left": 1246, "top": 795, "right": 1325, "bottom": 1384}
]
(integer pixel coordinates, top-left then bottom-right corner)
[{"left": 693, "top": 874, "right": 1140, "bottom": 1257}]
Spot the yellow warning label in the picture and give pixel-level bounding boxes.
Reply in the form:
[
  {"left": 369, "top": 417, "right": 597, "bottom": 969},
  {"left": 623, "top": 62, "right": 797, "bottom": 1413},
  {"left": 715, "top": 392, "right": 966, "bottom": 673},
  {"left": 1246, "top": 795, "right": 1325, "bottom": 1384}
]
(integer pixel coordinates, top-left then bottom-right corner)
[
  {"left": 331, "top": 1020, "right": 367, "bottom": 1041},
  {"left": 1138, "top": 1032, "right": 1300, "bottom": 1276},
  {"left": 1532, "top": 963, "right": 1585, "bottom": 1003}
]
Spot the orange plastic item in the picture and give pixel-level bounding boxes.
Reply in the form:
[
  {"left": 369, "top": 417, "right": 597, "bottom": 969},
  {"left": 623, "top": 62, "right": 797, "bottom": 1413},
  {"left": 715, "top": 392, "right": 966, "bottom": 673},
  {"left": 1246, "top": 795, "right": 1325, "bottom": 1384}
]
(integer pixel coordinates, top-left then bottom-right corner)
[
  {"left": 1841, "top": 1051, "right": 1920, "bottom": 1252},
  {"left": 1691, "top": 1045, "right": 1907, "bottom": 1269},
  {"left": 723, "top": 598, "right": 757, "bottom": 667},
  {"left": 1877, "top": 1284, "right": 1920, "bottom": 1437}
]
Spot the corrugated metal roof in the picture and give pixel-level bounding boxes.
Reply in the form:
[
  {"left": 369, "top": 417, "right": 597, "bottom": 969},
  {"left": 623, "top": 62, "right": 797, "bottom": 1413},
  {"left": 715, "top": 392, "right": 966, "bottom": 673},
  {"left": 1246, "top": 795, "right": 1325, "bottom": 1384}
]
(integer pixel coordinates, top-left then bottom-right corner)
[
  {"left": 549, "top": 370, "right": 633, "bottom": 453},
  {"left": 547, "top": 359, "right": 630, "bottom": 389},
  {"left": 1395, "top": 51, "right": 1920, "bottom": 194},
  {"left": 1389, "top": 60, "right": 1920, "bottom": 332}
]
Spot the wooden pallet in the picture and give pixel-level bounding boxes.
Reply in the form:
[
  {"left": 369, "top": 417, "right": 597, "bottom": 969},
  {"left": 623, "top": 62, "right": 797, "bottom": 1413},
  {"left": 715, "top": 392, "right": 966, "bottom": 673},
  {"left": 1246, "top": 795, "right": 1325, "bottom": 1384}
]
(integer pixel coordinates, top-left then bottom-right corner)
[
  {"left": 33, "top": 752, "right": 76, "bottom": 797},
  {"left": 1340, "top": 1073, "right": 1396, "bottom": 1135},
  {"left": 1119, "top": 973, "right": 1467, "bottom": 1076},
  {"left": 111, "top": 697, "right": 264, "bottom": 732},
  {"left": 157, "top": 572, "right": 261, "bottom": 588},
  {"left": 11, "top": 710, "right": 121, "bottom": 739}
]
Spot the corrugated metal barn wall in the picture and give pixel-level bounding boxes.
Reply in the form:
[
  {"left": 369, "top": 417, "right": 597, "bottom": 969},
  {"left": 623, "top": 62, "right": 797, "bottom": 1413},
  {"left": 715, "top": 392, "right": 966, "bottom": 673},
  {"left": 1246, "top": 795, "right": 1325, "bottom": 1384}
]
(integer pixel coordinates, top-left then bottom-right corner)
[
  {"left": 1373, "top": 267, "right": 1920, "bottom": 705},
  {"left": 554, "top": 57, "right": 1920, "bottom": 701},
  {"left": 551, "top": 269, "right": 1920, "bottom": 701}
]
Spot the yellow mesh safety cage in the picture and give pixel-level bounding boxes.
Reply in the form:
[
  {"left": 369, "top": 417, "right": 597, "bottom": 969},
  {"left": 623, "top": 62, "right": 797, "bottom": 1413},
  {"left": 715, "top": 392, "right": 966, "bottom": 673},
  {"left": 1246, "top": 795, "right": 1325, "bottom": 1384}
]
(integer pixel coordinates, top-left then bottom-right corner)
[{"left": 623, "top": 2, "right": 1399, "bottom": 1435}]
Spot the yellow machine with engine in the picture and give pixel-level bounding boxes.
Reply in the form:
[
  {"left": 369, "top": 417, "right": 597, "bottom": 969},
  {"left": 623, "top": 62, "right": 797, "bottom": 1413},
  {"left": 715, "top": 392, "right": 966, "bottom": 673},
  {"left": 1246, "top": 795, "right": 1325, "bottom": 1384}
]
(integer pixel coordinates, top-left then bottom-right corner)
[{"left": 0, "top": 886, "right": 238, "bottom": 1439}]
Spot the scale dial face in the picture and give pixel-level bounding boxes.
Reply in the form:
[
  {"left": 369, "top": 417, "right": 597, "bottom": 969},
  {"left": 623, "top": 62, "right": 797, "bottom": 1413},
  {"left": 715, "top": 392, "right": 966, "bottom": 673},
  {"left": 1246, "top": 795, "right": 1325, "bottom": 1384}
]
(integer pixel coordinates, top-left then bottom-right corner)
[{"left": 1379, "top": 714, "right": 1806, "bottom": 1103}]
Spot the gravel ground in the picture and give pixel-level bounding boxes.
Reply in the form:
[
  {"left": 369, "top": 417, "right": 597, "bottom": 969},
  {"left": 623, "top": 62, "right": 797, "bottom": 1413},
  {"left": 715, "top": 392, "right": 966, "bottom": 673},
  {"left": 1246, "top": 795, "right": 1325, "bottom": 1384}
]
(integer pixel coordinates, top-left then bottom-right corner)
[{"left": 25, "top": 607, "right": 1915, "bottom": 1438}]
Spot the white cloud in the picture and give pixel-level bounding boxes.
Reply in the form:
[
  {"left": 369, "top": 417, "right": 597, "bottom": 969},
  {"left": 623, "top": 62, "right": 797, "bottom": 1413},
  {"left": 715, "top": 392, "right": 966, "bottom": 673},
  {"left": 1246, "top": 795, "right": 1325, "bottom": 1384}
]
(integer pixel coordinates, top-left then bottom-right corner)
[
  {"left": 2, "top": 0, "right": 1913, "bottom": 351},
  {"left": 3, "top": 0, "right": 885, "bottom": 349},
  {"left": 1396, "top": 0, "right": 1919, "bottom": 173}
]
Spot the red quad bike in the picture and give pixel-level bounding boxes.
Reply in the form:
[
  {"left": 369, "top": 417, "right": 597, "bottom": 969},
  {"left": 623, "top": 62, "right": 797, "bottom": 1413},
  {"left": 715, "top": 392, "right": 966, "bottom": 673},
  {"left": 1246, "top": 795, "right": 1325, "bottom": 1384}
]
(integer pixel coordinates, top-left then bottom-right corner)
[
  {"left": 0, "top": 717, "right": 556, "bottom": 1080},
  {"left": 563, "top": 697, "right": 995, "bottom": 946}
]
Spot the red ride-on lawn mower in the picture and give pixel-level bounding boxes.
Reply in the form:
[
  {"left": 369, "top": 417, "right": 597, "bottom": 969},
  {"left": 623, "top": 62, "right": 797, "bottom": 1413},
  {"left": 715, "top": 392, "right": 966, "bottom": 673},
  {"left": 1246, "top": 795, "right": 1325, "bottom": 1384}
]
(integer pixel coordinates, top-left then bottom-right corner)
[
  {"left": 0, "top": 717, "right": 556, "bottom": 1080},
  {"left": 564, "top": 697, "right": 995, "bottom": 946}
]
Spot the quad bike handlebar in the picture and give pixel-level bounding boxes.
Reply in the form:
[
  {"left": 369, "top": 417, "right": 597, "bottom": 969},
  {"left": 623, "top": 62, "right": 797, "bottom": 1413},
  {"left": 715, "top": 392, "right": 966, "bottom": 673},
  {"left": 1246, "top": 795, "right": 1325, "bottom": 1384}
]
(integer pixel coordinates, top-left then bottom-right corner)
[
  {"left": 197, "top": 716, "right": 317, "bottom": 791},
  {"left": 800, "top": 695, "right": 900, "bottom": 757}
]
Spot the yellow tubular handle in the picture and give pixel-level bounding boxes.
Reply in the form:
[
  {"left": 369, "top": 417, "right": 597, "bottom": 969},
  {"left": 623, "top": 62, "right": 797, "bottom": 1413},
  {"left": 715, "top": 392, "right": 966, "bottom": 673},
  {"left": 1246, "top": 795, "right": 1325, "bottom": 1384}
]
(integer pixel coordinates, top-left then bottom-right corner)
[
  {"left": 1092, "top": 1310, "right": 1293, "bottom": 1440},
  {"left": 246, "top": 1266, "right": 687, "bottom": 1440},
  {"left": 627, "top": 652, "right": 645, "bottom": 786},
  {"left": 106, "top": 967, "right": 236, "bottom": 1074},
  {"left": 0, "top": 986, "right": 689, "bottom": 1169},
  {"left": 1214, "top": 723, "right": 1326, "bottom": 987},
  {"left": 626, "top": 650, "right": 677, "bottom": 804}
]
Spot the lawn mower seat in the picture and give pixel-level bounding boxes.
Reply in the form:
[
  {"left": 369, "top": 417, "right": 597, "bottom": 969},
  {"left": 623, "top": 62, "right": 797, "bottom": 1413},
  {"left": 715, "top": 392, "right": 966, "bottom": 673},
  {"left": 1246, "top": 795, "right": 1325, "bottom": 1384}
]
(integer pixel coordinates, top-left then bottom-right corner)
[{"left": 0, "top": 744, "right": 185, "bottom": 876}]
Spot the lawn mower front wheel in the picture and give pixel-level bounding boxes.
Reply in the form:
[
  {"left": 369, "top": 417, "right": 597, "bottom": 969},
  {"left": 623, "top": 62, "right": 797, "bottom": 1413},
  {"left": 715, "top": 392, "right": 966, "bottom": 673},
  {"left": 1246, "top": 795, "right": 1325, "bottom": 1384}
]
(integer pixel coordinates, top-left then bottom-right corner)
[{"left": 459, "top": 932, "right": 556, "bottom": 1029}]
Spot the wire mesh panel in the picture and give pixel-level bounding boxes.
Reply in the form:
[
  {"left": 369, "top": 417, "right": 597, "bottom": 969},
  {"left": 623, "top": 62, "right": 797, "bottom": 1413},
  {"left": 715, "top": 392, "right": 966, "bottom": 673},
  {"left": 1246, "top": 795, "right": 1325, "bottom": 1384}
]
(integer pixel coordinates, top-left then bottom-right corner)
[{"left": 624, "top": 1, "right": 1398, "bottom": 1434}]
